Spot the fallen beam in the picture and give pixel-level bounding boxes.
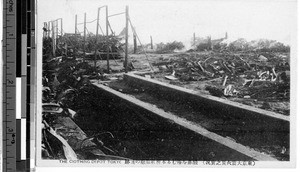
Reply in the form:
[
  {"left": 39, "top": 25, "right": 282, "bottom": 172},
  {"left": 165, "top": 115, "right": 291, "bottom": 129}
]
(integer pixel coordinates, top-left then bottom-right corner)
[
  {"left": 92, "top": 83, "right": 278, "bottom": 161},
  {"left": 50, "top": 116, "right": 105, "bottom": 155}
]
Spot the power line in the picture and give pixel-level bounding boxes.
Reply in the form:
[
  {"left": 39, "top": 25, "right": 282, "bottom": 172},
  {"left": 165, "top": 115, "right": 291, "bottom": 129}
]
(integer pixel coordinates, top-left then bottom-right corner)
[{"left": 77, "top": 18, "right": 98, "bottom": 25}]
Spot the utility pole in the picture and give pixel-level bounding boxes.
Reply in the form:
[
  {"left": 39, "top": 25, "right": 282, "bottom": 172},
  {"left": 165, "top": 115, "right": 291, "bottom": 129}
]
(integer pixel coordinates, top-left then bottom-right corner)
[
  {"left": 94, "top": 7, "right": 100, "bottom": 69},
  {"left": 150, "top": 36, "right": 153, "bottom": 49},
  {"left": 124, "top": 6, "right": 129, "bottom": 73},
  {"left": 106, "top": 6, "right": 110, "bottom": 73},
  {"left": 75, "top": 15, "right": 77, "bottom": 35},
  {"left": 83, "top": 13, "right": 86, "bottom": 62}
]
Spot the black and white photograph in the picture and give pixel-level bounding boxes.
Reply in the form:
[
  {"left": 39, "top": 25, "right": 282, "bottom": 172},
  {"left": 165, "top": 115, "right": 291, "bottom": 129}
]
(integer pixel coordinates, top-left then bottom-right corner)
[{"left": 36, "top": 0, "right": 297, "bottom": 167}]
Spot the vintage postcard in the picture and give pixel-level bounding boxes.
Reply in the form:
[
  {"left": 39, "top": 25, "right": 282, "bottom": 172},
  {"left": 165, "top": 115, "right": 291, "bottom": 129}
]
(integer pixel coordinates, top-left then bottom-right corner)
[{"left": 36, "top": 0, "right": 297, "bottom": 168}]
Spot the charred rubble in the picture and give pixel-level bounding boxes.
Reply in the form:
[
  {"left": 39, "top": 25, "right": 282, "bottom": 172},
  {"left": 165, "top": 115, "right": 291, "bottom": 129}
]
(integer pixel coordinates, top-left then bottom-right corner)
[{"left": 42, "top": 35, "right": 129, "bottom": 160}]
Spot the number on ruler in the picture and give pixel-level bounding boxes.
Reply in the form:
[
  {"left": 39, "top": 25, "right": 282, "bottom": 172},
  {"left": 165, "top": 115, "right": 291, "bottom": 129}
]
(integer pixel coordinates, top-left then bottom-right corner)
[
  {"left": 11, "top": 134, "right": 15, "bottom": 144},
  {"left": 7, "top": 79, "right": 14, "bottom": 84},
  {"left": 8, "top": 0, "right": 14, "bottom": 12}
]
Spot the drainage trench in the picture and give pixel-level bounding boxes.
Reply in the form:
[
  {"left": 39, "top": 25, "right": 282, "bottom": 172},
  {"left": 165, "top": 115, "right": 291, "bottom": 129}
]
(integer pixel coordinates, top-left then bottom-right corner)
[
  {"left": 72, "top": 84, "right": 259, "bottom": 161},
  {"left": 96, "top": 73, "right": 290, "bottom": 161}
]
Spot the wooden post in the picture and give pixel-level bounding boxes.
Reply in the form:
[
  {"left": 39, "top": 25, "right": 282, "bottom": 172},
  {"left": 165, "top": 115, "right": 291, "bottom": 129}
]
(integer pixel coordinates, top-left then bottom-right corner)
[
  {"left": 83, "top": 13, "right": 86, "bottom": 62},
  {"left": 61, "top": 18, "right": 63, "bottom": 36},
  {"left": 47, "top": 21, "right": 50, "bottom": 37},
  {"left": 43, "top": 22, "right": 47, "bottom": 38},
  {"left": 52, "top": 21, "right": 56, "bottom": 56},
  {"left": 125, "top": 6, "right": 129, "bottom": 73},
  {"left": 150, "top": 36, "right": 153, "bottom": 49},
  {"left": 56, "top": 20, "right": 58, "bottom": 40},
  {"left": 75, "top": 15, "right": 77, "bottom": 35},
  {"left": 106, "top": 6, "right": 110, "bottom": 73},
  {"left": 94, "top": 7, "right": 100, "bottom": 69},
  {"left": 133, "top": 34, "right": 137, "bottom": 54}
]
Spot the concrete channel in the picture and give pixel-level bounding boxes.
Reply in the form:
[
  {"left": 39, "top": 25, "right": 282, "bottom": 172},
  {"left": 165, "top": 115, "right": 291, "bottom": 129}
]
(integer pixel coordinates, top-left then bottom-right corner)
[
  {"left": 90, "top": 77, "right": 285, "bottom": 161},
  {"left": 119, "top": 73, "right": 289, "bottom": 160}
]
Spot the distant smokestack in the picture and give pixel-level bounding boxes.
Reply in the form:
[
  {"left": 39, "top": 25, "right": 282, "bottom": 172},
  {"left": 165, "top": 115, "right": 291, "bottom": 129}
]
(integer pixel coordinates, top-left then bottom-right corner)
[
  {"left": 225, "top": 32, "right": 228, "bottom": 39},
  {"left": 193, "top": 32, "right": 196, "bottom": 47},
  {"left": 150, "top": 36, "right": 153, "bottom": 49},
  {"left": 208, "top": 35, "right": 212, "bottom": 50}
]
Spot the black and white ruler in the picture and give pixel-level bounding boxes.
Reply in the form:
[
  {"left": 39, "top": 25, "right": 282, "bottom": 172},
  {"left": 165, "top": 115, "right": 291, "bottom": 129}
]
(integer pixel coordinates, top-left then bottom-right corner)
[{"left": 2, "top": 0, "right": 35, "bottom": 171}]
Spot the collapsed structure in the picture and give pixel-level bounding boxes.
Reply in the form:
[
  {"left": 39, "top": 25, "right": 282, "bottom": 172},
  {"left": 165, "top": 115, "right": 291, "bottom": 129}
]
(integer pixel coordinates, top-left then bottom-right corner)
[{"left": 41, "top": 5, "right": 290, "bottom": 162}]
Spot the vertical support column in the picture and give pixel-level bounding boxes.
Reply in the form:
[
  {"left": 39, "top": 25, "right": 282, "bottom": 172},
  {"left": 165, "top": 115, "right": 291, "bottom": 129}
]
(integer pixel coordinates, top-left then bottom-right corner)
[
  {"left": 61, "top": 18, "right": 63, "bottom": 36},
  {"left": 56, "top": 20, "right": 58, "bottom": 41},
  {"left": 94, "top": 8, "right": 100, "bottom": 69},
  {"left": 43, "top": 22, "right": 47, "bottom": 38},
  {"left": 75, "top": 15, "right": 77, "bottom": 35},
  {"left": 150, "top": 36, "right": 153, "bottom": 49},
  {"left": 106, "top": 6, "right": 110, "bottom": 73},
  {"left": 47, "top": 21, "right": 50, "bottom": 37},
  {"left": 124, "top": 6, "right": 129, "bottom": 73},
  {"left": 52, "top": 21, "right": 55, "bottom": 56},
  {"left": 83, "top": 13, "right": 86, "bottom": 62}
]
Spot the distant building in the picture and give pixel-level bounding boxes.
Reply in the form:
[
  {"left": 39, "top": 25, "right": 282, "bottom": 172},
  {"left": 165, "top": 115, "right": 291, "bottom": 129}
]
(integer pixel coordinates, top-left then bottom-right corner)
[
  {"left": 211, "top": 32, "right": 228, "bottom": 50},
  {"left": 194, "top": 32, "right": 228, "bottom": 50}
]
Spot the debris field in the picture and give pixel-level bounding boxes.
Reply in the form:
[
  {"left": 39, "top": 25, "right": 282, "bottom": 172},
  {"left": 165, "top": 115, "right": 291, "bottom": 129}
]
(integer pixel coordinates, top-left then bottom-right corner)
[{"left": 41, "top": 9, "right": 290, "bottom": 161}]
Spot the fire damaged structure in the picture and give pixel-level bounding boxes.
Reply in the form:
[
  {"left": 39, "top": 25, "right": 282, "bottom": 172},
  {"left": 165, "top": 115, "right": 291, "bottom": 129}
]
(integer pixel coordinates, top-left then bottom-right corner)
[{"left": 41, "top": 5, "right": 290, "bottom": 162}]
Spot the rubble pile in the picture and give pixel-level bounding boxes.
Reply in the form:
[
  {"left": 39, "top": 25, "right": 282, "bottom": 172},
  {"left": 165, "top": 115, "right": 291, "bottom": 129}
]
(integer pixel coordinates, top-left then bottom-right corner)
[
  {"left": 42, "top": 40, "right": 131, "bottom": 160},
  {"left": 154, "top": 51, "right": 290, "bottom": 114},
  {"left": 195, "top": 37, "right": 290, "bottom": 53}
]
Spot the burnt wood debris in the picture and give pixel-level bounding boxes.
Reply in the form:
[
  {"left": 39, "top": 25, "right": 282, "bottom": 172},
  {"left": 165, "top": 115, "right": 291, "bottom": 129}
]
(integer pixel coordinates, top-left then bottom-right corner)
[{"left": 42, "top": 6, "right": 290, "bottom": 161}]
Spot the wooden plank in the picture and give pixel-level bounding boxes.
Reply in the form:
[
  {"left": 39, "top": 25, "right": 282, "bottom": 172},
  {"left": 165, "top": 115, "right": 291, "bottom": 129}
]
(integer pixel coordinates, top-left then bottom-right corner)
[{"left": 51, "top": 116, "right": 104, "bottom": 155}]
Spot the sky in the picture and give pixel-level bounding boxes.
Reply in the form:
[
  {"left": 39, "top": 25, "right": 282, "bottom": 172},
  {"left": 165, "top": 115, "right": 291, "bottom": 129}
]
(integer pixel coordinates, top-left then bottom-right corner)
[{"left": 38, "top": 0, "right": 298, "bottom": 48}]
